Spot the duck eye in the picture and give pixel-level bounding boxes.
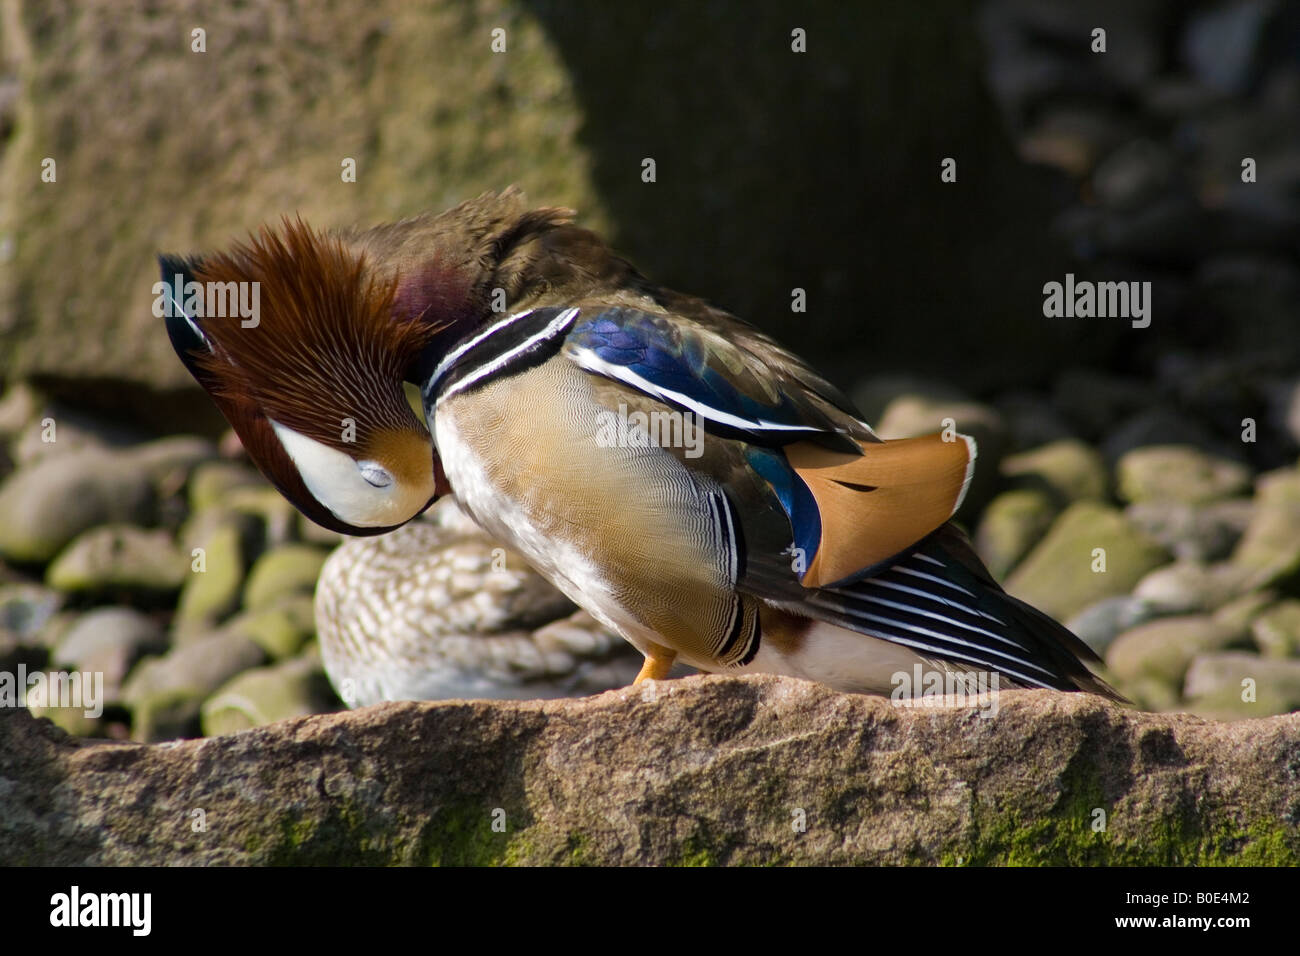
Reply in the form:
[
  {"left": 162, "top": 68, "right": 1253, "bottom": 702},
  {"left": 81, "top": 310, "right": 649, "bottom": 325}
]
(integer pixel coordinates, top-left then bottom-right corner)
[{"left": 357, "top": 461, "right": 393, "bottom": 488}]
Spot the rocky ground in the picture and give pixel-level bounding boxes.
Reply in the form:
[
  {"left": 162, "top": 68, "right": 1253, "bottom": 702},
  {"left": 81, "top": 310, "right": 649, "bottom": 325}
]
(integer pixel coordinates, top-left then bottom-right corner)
[{"left": 3, "top": 676, "right": 1296, "bottom": 866}]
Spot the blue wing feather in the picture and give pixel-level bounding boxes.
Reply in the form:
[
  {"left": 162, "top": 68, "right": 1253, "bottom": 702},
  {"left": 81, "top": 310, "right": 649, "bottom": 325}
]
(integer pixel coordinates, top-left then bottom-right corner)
[{"left": 565, "top": 307, "right": 846, "bottom": 440}]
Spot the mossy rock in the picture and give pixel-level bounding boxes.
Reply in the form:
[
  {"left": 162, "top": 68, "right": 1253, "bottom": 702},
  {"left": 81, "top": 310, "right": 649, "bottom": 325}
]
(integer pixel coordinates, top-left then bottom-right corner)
[
  {"left": 1004, "top": 502, "right": 1171, "bottom": 622},
  {"left": 243, "top": 545, "right": 330, "bottom": 610}
]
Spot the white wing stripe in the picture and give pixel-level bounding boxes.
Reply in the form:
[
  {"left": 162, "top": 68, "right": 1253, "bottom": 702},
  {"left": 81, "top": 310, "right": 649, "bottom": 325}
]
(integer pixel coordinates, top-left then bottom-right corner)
[{"left": 569, "top": 347, "right": 824, "bottom": 433}]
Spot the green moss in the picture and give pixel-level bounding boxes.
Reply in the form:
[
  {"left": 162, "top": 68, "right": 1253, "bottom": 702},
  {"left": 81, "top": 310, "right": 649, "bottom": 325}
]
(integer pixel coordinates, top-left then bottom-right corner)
[{"left": 934, "top": 752, "right": 1299, "bottom": 866}]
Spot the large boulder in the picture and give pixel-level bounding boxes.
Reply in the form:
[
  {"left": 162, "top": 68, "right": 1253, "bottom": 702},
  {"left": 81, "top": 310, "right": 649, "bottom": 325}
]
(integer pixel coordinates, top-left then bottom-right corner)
[
  {"left": 1, "top": 676, "right": 1296, "bottom": 865},
  {"left": 0, "top": 0, "right": 1072, "bottom": 418}
]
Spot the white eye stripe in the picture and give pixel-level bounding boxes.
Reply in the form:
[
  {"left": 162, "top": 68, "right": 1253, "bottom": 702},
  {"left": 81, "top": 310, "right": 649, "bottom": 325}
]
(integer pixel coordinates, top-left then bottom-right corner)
[{"left": 270, "top": 420, "right": 430, "bottom": 529}]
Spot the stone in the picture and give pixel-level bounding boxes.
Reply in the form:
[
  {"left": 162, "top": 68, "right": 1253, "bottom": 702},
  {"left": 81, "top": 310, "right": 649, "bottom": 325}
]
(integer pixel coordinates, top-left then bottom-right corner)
[
  {"left": 243, "top": 545, "right": 330, "bottom": 610},
  {"left": 1231, "top": 468, "right": 1300, "bottom": 587},
  {"left": 3, "top": 678, "right": 1298, "bottom": 865},
  {"left": 1050, "top": 369, "right": 1155, "bottom": 439},
  {"left": 1130, "top": 560, "right": 1251, "bottom": 615},
  {"left": 224, "top": 487, "right": 298, "bottom": 550},
  {"left": 1124, "top": 498, "right": 1252, "bottom": 563},
  {"left": 121, "top": 631, "right": 267, "bottom": 742},
  {"left": 2, "top": 3, "right": 1070, "bottom": 417},
  {"left": 992, "top": 391, "right": 1076, "bottom": 450},
  {"left": 8, "top": 404, "right": 144, "bottom": 467},
  {"left": 875, "top": 395, "right": 1007, "bottom": 518},
  {"left": 1116, "top": 445, "right": 1252, "bottom": 505},
  {"left": 1183, "top": 653, "right": 1300, "bottom": 720},
  {"left": 1000, "top": 438, "right": 1108, "bottom": 505},
  {"left": 187, "top": 461, "right": 266, "bottom": 514},
  {"left": 52, "top": 607, "right": 167, "bottom": 705},
  {"left": 849, "top": 376, "right": 967, "bottom": 427},
  {"left": 1092, "top": 139, "right": 1175, "bottom": 212},
  {"left": 1106, "top": 615, "right": 1249, "bottom": 689},
  {"left": 1064, "top": 596, "right": 1160, "bottom": 657},
  {"left": 200, "top": 655, "right": 338, "bottom": 736},
  {"left": 45, "top": 525, "right": 187, "bottom": 596},
  {"left": 1251, "top": 601, "right": 1300, "bottom": 659},
  {"left": 973, "top": 488, "right": 1058, "bottom": 581},
  {"left": 222, "top": 596, "right": 316, "bottom": 661},
  {"left": 1213, "top": 590, "right": 1277, "bottom": 637},
  {"left": 173, "top": 522, "right": 245, "bottom": 637},
  {"left": 1100, "top": 408, "right": 1229, "bottom": 463},
  {"left": 0, "top": 382, "right": 42, "bottom": 438},
  {"left": 0, "top": 582, "right": 62, "bottom": 645},
  {"left": 0, "top": 449, "right": 154, "bottom": 563},
  {"left": 127, "top": 436, "right": 217, "bottom": 493},
  {"left": 1004, "top": 502, "right": 1170, "bottom": 622}
]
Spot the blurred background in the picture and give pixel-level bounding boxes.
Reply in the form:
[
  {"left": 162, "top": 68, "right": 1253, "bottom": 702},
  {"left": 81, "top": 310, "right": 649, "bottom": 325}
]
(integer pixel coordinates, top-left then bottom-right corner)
[{"left": 1, "top": 0, "right": 1298, "bottom": 740}]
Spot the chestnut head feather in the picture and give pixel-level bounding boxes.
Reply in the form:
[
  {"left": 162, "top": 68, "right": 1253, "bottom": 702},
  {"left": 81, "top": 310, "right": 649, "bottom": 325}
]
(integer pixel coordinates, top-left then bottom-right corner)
[{"left": 160, "top": 217, "right": 448, "bottom": 535}]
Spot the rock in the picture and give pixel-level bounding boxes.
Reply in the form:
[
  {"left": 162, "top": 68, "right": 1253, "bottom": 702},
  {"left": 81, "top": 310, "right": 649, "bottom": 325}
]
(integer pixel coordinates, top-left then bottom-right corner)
[
  {"left": 1252, "top": 601, "right": 1300, "bottom": 659},
  {"left": 1050, "top": 369, "right": 1155, "bottom": 439},
  {"left": 0, "top": 449, "right": 154, "bottom": 563},
  {"left": 224, "top": 487, "right": 298, "bottom": 549},
  {"left": 1100, "top": 409, "right": 1228, "bottom": 464},
  {"left": 0, "top": 582, "right": 62, "bottom": 645},
  {"left": 1231, "top": 468, "right": 1300, "bottom": 587},
  {"left": 126, "top": 436, "right": 217, "bottom": 494},
  {"left": 222, "top": 595, "right": 316, "bottom": 661},
  {"left": 1004, "top": 502, "right": 1170, "bottom": 622},
  {"left": 1213, "top": 590, "right": 1277, "bottom": 636},
  {"left": 0, "top": 583, "right": 61, "bottom": 673},
  {"left": 849, "top": 376, "right": 967, "bottom": 427},
  {"left": 1000, "top": 439, "right": 1108, "bottom": 505},
  {"left": 1092, "top": 139, "right": 1175, "bottom": 212},
  {"left": 1183, "top": 0, "right": 1278, "bottom": 96},
  {"left": 8, "top": 404, "right": 145, "bottom": 466},
  {"left": 52, "top": 607, "right": 167, "bottom": 706},
  {"left": 0, "top": 382, "right": 42, "bottom": 438},
  {"left": 178, "top": 505, "right": 261, "bottom": 559},
  {"left": 2, "top": 3, "right": 1071, "bottom": 414},
  {"left": 992, "top": 391, "right": 1076, "bottom": 450},
  {"left": 243, "top": 545, "right": 330, "bottom": 610},
  {"left": 200, "top": 655, "right": 338, "bottom": 736},
  {"left": 875, "top": 395, "right": 1007, "bottom": 518},
  {"left": 1064, "top": 596, "right": 1160, "bottom": 656},
  {"left": 1121, "top": 676, "right": 1183, "bottom": 714},
  {"left": 1116, "top": 445, "right": 1252, "bottom": 505},
  {"left": 3, "top": 678, "right": 1298, "bottom": 865},
  {"left": 973, "top": 488, "right": 1058, "bottom": 581},
  {"left": 45, "top": 525, "right": 187, "bottom": 596},
  {"left": 121, "top": 631, "right": 267, "bottom": 742},
  {"left": 296, "top": 512, "right": 345, "bottom": 548},
  {"left": 1130, "top": 561, "right": 1251, "bottom": 615},
  {"left": 187, "top": 461, "right": 265, "bottom": 514},
  {"left": 1106, "top": 615, "right": 1249, "bottom": 689},
  {"left": 1124, "top": 499, "right": 1252, "bottom": 562},
  {"left": 1184, "top": 653, "right": 1300, "bottom": 720},
  {"left": 173, "top": 521, "right": 246, "bottom": 637}
]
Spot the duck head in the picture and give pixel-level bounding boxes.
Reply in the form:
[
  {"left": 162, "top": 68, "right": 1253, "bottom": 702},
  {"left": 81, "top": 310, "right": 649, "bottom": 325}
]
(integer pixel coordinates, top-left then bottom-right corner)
[{"left": 159, "top": 218, "right": 450, "bottom": 535}]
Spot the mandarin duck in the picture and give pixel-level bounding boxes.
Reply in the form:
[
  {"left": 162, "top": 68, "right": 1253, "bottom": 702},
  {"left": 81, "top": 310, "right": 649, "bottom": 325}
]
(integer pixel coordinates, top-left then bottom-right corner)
[
  {"left": 315, "top": 496, "right": 644, "bottom": 705},
  {"left": 160, "top": 188, "right": 1120, "bottom": 700}
]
